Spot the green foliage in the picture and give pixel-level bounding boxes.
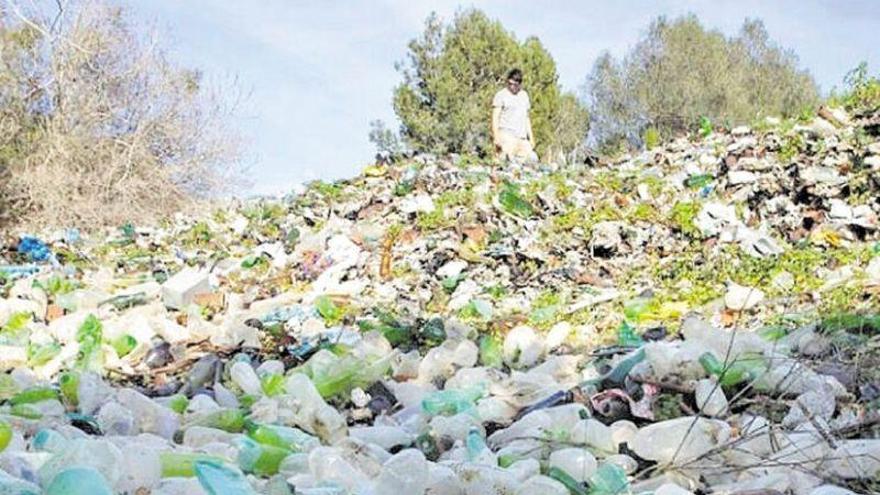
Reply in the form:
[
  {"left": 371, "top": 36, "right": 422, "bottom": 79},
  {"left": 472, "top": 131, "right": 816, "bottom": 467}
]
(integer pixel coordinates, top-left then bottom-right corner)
[
  {"left": 184, "top": 221, "right": 213, "bottom": 247},
  {"left": 392, "top": 9, "right": 588, "bottom": 158},
  {"left": 368, "top": 119, "right": 405, "bottom": 155},
  {"left": 1, "top": 312, "right": 31, "bottom": 339},
  {"left": 699, "top": 117, "right": 713, "bottom": 138},
  {"left": 497, "top": 181, "right": 535, "bottom": 218},
  {"left": 75, "top": 315, "right": 104, "bottom": 372},
  {"left": 778, "top": 132, "right": 805, "bottom": 163},
  {"left": 643, "top": 127, "right": 660, "bottom": 150},
  {"left": 416, "top": 207, "right": 453, "bottom": 231},
  {"left": 667, "top": 201, "right": 701, "bottom": 237},
  {"left": 309, "top": 181, "right": 345, "bottom": 202},
  {"left": 587, "top": 15, "right": 819, "bottom": 148},
  {"left": 529, "top": 290, "right": 563, "bottom": 328},
  {"left": 315, "top": 296, "right": 348, "bottom": 327},
  {"left": 32, "top": 276, "right": 77, "bottom": 296},
  {"left": 827, "top": 62, "right": 880, "bottom": 112}
]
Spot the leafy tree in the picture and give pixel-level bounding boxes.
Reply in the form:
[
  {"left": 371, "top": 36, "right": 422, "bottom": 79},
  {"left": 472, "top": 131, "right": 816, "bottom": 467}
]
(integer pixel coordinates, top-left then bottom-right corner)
[
  {"left": 828, "top": 62, "right": 880, "bottom": 112},
  {"left": 586, "top": 15, "right": 819, "bottom": 150},
  {"left": 391, "top": 9, "right": 588, "bottom": 160}
]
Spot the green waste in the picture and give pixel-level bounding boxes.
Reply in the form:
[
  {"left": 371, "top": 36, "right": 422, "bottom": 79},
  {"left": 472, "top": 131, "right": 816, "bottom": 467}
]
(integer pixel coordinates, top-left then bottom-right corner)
[
  {"left": 0, "top": 374, "right": 18, "bottom": 401},
  {"left": 465, "top": 428, "right": 492, "bottom": 463},
  {"left": 9, "top": 386, "right": 58, "bottom": 406},
  {"left": 237, "top": 437, "right": 290, "bottom": 476},
  {"left": 194, "top": 460, "right": 257, "bottom": 495},
  {"left": 479, "top": 334, "right": 503, "bottom": 368},
  {"left": 498, "top": 181, "right": 534, "bottom": 218},
  {"left": 699, "top": 352, "right": 767, "bottom": 389},
  {"left": 10, "top": 404, "right": 42, "bottom": 419},
  {"left": 305, "top": 353, "right": 390, "bottom": 399},
  {"left": 547, "top": 466, "right": 588, "bottom": 495},
  {"left": 27, "top": 342, "right": 61, "bottom": 366},
  {"left": 245, "top": 421, "right": 317, "bottom": 452},
  {"left": 421, "top": 386, "right": 485, "bottom": 416},
  {"left": 32, "top": 428, "right": 68, "bottom": 453},
  {"left": 442, "top": 275, "right": 464, "bottom": 293},
  {"left": 160, "top": 452, "right": 224, "bottom": 478},
  {"left": 616, "top": 321, "right": 643, "bottom": 347},
  {"left": 820, "top": 313, "right": 880, "bottom": 334},
  {"left": 110, "top": 335, "right": 137, "bottom": 357},
  {"left": 685, "top": 173, "right": 714, "bottom": 188},
  {"left": 260, "top": 373, "right": 285, "bottom": 397},
  {"left": 45, "top": 467, "right": 112, "bottom": 495},
  {"left": 168, "top": 394, "right": 189, "bottom": 414},
  {"left": 58, "top": 372, "right": 79, "bottom": 407},
  {"left": 0, "top": 312, "right": 31, "bottom": 344},
  {"left": 315, "top": 295, "right": 346, "bottom": 326},
  {"left": 699, "top": 116, "right": 713, "bottom": 137},
  {"left": 0, "top": 420, "right": 11, "bottom": 452},
  {"left": 189, "top": 409, "right": 246, "bottom": 433},
  {"left": 418, "top": 317, "right": 447, "bottom": 347},
  {"left": 74, "top": 315, "right": 104, "bottom": 372},
  {"left": 98, "top": 292, "right": 147, "bottom": 311},
  {"left": 586, "top": 463, "right": 629, "bottom": 495}
]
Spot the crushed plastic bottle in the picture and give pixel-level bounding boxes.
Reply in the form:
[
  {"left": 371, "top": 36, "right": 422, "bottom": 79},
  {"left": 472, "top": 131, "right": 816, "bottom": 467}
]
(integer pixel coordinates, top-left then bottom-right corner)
[
  {"left": 421, "top": 386, "right": 485, "bottom": 416},
  {"left": 45, "top": 467, "right": 112, "bottom": 495},
  {"left": 195, "top": 460, "right": 258, "bottom": 495},
  {"left": 586, "top": 463, "right": 629, "bottom": 495}
]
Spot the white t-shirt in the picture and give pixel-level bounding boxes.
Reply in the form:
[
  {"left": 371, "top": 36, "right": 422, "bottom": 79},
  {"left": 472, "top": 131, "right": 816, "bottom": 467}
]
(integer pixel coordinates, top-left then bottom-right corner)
[{"left": 493, "top": 87, "right": 531, "bottom": 139}]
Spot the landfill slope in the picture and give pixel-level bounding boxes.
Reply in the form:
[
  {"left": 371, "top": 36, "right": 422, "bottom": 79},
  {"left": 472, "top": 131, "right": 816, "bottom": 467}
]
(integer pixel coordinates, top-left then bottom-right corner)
[{"left": 0, "top": 108, "right": 879, "bottom": 494}]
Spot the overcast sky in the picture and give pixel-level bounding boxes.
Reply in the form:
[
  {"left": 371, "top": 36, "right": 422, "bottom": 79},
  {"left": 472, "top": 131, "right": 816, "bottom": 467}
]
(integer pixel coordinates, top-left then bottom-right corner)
[{"left": 120, "top": 0, "right": 880, "bottom": 196}]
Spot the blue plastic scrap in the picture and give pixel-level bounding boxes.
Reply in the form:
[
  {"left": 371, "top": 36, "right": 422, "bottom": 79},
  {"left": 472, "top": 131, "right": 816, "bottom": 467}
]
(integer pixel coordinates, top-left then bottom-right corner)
[
  {"left": 17, "top": 236, "right": 51, "bottom": 262},
  {"left": 0, "top": 265, "right": 41, "bottom": 280}
]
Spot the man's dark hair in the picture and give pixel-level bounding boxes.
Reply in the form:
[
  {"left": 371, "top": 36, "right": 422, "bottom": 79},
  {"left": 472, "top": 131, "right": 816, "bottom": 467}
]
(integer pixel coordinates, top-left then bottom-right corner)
[{"left": 507, "top": 68, "right": 523, "bottom": 83}]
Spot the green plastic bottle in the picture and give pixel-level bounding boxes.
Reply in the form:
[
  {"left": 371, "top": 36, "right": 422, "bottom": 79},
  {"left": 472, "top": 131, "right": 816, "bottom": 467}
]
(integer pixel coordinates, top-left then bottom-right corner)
[
  {"left": 245, "top": 421, "right": 318, "bottom": 452},
  {"left": 27, "top": 342, "right": 61, "bottom": 366},
  {"left": 237, "top": 437, "right": 291, "bottom": 476},
  {"left": 260, "top": 373, "right": 285, "bottom": 397},
  {"left": 10, "top": 404, "right": 42, "bottom": 419},
  {"left": 45, "top": 467, "right": 112, "bottom": 495},
  {"left": 31, "top": 428, "right": 68, "bottom": 453},
  {"left": 586, "top": 463, "right": 629, "bottom": 495},
  {"left": 0, "top": 420, "right": 12, "bottom": 452},
  {"left": 59, "top": 372, "right": 79, "bottom": 407},
  {"left": 110, "top": 335, "right": 137, "bottom": 357},
  {"left": 168, "top": 394, "right": 189, "bottom": 414},
  {"left": 686, "top": 173, "right": 714, "bottom": 188},
  {"left": 547, "top": 467, "right": 588, "bottom": 495},
  {"left": 479, "top": 334, "right": 503, "bottom": 368},
  {"left": 421, "top": 387, "right": 485, "bottom": 416},
  {"left": 159, "top": 452, "right": 224, "bottom": 478},
  {"left": 9, "top": 386, "right": 58, "bottom": 406},
  {"left": 699, "top": 352, "right": 766, "bottom": 389},
  {"left": 195, "top": 460, "right": 258, "bottom": 495},
  {"left": 189, "top": 409, "right": 246, "bottom": 433}
]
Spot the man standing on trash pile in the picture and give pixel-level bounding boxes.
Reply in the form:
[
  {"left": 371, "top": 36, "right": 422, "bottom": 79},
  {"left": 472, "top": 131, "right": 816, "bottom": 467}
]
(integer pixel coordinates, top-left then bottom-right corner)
[{"left": 492, "top": 68, "right": 538, "bottom": 163}]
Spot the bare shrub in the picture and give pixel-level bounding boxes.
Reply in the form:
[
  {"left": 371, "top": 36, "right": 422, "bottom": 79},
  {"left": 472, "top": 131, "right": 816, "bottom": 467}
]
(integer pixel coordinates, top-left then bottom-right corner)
[{"left": 0, "top": 1, "right": 243, "bottom": 230}]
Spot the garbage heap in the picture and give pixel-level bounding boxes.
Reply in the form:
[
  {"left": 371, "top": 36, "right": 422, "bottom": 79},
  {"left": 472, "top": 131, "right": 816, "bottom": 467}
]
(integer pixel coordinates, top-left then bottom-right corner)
[{"left": 0, "top": 108, "right": 879, "bottom": 494}]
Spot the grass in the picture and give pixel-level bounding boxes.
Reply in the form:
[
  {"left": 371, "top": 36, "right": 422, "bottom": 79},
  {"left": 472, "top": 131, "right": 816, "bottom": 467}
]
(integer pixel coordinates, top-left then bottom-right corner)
[
  {"left": 777, "top": 132, "right": 805, "bottom": 163},
  {"left": 637, "top": 175, "right": 666, "bottom": 198},
  {"left": 667, "top": 201, "right": 701, "bottom": 237},
  {"left": 416, "top": 208, "right": 453, "bottom": 231}
]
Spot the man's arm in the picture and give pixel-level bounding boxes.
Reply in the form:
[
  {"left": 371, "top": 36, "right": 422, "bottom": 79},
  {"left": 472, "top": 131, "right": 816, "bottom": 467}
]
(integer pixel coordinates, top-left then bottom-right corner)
[
  {"left": 492, "top": 107, "right": 502, "bottom": 148},
  {"left": 526, "top": 115, "right": 535, "bottom": 149}
]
